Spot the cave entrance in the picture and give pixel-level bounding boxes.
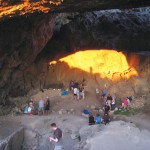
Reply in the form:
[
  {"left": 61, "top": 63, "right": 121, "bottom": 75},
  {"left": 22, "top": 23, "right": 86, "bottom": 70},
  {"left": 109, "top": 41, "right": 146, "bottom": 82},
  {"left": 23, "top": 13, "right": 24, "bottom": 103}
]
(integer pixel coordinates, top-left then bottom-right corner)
[{"left": 49, "top": 49, "right": 139, "bottom": 82}]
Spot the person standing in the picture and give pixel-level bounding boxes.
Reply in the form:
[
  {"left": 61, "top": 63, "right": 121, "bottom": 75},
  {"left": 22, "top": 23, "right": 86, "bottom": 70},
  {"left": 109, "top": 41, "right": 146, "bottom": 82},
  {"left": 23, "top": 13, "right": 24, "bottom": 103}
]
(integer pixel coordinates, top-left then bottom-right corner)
[
  {"left": 45, "top": 97, "right": 50, "bottom": 115},
  {"left": 38, "top": 98, "right": 45, "bottom": 115},
  {"left": 81, "top": 88, "right": 85, "bottom": 100},
  {"left": 49, "top": 123, "right": 63, "bottom": 150},
  {"left": 104, "top": 102, "right": 110, "bottom": 114},
  {"left": 103, "top": 113, "right": 110, "bottom": 125},
  {"left": 111, "top": 97, "right": 116, "bottom": 111},
  {"left": 96, "top": 87, "right": 100, "bottom": 100},
  {"left": 76, "top": 88, "right": 80, "bottom": 100}
]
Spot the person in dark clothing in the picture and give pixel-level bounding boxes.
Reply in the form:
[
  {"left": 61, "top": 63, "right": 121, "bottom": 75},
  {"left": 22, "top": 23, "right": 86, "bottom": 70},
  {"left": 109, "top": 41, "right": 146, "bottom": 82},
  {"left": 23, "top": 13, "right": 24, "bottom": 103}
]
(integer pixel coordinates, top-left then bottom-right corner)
[
  {"left": 104, "top": 102, "right": 110, "bottom": 114},
  {"left": 49, "top": 123, "right": 63, "bottom": 150},
  {"left": 45, "top": 97, "right": 50, "bottom": 115},
  {"left": 103, "top": 113, "right": 110, "bottom": 125},
  {"left": 89, "top": 114, "right": 95, "bottom": 125},
  {"left": 128, "top": 96, "right": 133, "bottom": 102},
  {"left": 107, "top": 94, "right": 112, "bottom": 101},
  {"left": 107, "top": 94, "right": 112, "bottom": 109},
  {"left": 74, "top": 80, "right": 79, "bottom": 88}
]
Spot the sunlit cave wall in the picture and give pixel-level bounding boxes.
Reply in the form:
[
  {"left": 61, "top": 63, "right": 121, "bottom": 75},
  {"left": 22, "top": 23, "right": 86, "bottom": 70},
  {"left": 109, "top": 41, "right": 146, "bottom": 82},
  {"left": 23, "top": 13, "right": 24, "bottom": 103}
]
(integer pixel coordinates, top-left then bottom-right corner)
[
  {"left": 35, "top": 7, "right": 150, "bottom": 98},
  {"left": 0, "top": 7, "right": 150, "bottom": 105}
]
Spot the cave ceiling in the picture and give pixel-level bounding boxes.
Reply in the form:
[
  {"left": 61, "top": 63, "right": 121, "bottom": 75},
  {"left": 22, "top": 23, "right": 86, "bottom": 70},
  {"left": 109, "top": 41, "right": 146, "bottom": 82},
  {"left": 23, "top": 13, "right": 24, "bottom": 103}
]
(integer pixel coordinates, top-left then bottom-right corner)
[{"left": 0, "top": 0, "right": 150, "bottom": 20}]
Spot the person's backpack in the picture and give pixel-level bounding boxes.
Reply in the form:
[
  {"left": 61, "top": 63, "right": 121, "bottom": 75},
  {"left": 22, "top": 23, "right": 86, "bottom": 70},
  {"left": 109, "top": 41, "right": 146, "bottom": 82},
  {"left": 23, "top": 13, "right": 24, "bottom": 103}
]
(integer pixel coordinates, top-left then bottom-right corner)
[{"left": 83, "top": 109, "right": 90, "bottom": 115}]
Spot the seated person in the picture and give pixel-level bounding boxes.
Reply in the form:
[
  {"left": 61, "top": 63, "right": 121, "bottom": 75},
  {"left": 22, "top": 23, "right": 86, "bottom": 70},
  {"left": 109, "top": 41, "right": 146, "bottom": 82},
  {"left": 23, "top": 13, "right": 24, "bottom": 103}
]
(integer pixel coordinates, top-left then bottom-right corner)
[
  {"left": 29, "top": 99, "right": 35, "bottom": 111},
  {"left": 89, "top": 114, "right": 95, "bottom": 125},
  {"left": 24, "top": 106, "right": 29, "bottom": 114},
  {"left": 29, "top": 99, "right": 33, "bottom": 106},
  {"left": 103, "top": 113, "right": 110, "bottom": 125},
  {"left": 28, "top": 106, "right": 32, "bottom": 115},
  {"left": 128, "top": 96, "right": 133, "bottom": 102},
  {"left": 95, "top": 114, "right": 103, "bottom": 124},
  {"left": 122, "top": 97, "right": 130, "bottom": 108},
  {"left": 104, "top": 102, "right": 110, "bottom": 114},
  {"left": 61, "top": 90, "right": 69, "bottom": 96}
]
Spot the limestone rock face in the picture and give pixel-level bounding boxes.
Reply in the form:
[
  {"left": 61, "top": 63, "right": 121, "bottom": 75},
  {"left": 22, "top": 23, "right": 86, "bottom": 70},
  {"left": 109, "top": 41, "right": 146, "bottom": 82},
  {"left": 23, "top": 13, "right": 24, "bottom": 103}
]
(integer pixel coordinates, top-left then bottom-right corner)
[
  {"left": 55, "top": 7, "right": 150, "bottom": 52},
  {"left": 0, "top": 7, "right": 150, "bottom": 105},
  {"left": 85, "top": 121, "right": 150, "bottom": 150},
  {"left": 0, "top": 0, "right": 149, "bottom": 20},
  {"left": 0, "top": 14, "right": 56, "bottom": 104}
]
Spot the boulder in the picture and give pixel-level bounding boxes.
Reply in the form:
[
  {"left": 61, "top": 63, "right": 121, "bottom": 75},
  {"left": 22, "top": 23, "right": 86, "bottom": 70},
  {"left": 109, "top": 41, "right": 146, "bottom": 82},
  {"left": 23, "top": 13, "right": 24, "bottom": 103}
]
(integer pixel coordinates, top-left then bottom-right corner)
[{"left": 58, "top": 110, "right": 63, "bottom": 115}]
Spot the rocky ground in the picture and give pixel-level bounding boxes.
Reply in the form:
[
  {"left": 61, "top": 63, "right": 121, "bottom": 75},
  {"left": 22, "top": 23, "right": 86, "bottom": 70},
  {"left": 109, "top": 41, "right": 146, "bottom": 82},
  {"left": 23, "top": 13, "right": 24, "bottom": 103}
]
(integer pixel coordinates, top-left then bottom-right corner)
[{"left": 0, "top": 88, "right": 150, "bottom": 150}]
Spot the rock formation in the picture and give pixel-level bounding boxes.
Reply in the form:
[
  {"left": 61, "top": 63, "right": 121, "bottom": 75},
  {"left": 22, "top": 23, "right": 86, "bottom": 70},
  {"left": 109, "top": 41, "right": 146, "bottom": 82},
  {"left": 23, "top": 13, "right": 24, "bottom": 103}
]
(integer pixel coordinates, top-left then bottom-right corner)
[
  {"left": 0, "top": 0, "right": 150, "bottom": 20},
  {"left": 0, "top": 6, "right": 150, "bottom": 105}
]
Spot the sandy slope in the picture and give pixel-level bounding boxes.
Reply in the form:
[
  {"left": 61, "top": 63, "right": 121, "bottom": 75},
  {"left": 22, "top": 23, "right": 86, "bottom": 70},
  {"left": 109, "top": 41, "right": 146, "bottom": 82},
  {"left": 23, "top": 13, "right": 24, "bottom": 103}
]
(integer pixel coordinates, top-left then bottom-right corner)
[{"left": 1, "top": 89, "right": 150, "bottom": 150}]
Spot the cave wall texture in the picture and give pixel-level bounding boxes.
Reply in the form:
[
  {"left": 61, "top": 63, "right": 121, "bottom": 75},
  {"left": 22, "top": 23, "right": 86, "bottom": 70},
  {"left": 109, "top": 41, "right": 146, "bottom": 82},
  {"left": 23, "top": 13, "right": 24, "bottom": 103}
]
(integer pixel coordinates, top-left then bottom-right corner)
[
  {"left": 0, "top": 13, "right": 56, "bottom": 104},
  {"left": 0, "top": 0, "right": 150, "bottom": 20},
  {"left": 0, "top": 7, "right": 150, "bottom": 104}
]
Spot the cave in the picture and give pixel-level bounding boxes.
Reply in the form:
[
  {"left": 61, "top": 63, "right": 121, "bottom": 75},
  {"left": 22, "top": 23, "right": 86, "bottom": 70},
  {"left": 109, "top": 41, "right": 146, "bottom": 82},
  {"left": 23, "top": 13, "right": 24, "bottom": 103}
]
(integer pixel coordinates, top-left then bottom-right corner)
[
  {"left": 0, "top": 5, "right": 150, "bottom": 103},
  {"left": 0, "top": 1, "right": 150, "bottom": 150}
]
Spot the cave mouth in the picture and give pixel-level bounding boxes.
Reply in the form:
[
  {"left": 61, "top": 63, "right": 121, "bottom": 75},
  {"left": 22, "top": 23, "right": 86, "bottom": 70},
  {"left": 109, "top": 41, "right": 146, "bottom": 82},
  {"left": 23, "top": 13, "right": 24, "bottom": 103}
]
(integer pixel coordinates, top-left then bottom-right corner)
[
  {"left": 0, "top": 5, "right": 150, "bottom": 150},
  {"left": 0, "top": 6, "right": 150, "bottom": 109},
  {"left": 49, "top": 49, "right": 139, "bottom": 81}
]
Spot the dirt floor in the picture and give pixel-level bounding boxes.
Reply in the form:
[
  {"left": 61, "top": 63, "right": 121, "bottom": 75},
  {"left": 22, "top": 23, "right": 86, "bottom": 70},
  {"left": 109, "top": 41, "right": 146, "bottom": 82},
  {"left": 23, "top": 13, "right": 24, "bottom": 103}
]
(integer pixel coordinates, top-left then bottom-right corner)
[{"left": 0, "top": 88, "right": 150, "bottom": 150}]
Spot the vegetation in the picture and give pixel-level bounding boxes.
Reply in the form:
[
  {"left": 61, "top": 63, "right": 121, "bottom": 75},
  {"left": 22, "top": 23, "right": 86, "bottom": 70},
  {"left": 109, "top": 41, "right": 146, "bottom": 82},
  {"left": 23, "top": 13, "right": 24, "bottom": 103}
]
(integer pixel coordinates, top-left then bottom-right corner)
[{"left": 114, "top": 107, "right": 141, "bottom": 116}]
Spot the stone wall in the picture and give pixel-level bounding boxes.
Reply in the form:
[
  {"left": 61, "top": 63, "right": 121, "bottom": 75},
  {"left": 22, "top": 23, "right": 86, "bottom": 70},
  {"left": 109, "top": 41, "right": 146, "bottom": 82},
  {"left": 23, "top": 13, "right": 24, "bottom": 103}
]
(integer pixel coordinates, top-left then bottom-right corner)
[
  {"left": 0, "top": 128, "right": 24, "bottom": 150},
  {"left": 0, "top": 13, "right": 56, "bottom": 105}
]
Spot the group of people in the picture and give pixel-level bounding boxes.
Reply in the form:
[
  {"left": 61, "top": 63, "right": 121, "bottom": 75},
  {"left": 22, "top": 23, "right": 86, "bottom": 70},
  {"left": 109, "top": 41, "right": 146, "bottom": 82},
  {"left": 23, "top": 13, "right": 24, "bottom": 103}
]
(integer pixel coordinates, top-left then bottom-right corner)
[
  {"left": 23, "top": 97, "right": 50, "bottom": 115},
  {"left": 96, "top": 87, "right": 116, "bottom": 111},
  {"left": 119, "top": 96, "right": 132, "bottom": 110},
  {"left": 69, "top": 80, "right": 85, "bottom": 100},
  {"left": 96, "top": 86, "right": 133, "bottom": 112},
  {"left": 89, "top": 113, "right": 110, "bottom": 125}
]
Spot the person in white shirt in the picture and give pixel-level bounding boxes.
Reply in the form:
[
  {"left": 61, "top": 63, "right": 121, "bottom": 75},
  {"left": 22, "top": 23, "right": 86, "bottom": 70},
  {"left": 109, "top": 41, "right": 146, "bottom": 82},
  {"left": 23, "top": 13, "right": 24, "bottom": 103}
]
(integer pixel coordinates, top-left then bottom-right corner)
[
  {"left": 77, "top": 88, "right": 80, "bottom": 100},
  {"left": 74, "top": 88, "right": 77, "bottom": 96},
  {"left": 38, "top": 99, "right": 45, "bottom": 115},
  {"left": 111, "top": 97, "right": 116, "bottom": 111},
  {"left": 81, "top": 89, "right": 85, "bottom": 100},
  {"left": 96, "top": 87, "right": 100, "bottom": 100}
]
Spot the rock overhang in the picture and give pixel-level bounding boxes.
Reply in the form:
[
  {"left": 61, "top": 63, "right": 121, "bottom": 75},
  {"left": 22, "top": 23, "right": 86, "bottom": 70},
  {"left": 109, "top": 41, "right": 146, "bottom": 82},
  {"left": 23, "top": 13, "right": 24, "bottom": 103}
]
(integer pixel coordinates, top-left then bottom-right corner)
[{"left": 0, "top": 0, "right": 150, "bottom": 21}]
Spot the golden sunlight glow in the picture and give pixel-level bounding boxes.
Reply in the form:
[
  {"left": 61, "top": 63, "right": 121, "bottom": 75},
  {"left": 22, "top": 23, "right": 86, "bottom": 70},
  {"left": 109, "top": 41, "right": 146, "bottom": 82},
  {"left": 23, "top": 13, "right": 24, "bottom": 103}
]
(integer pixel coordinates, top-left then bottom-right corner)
[
  {"left": 49, "top": 50, "right": 138, "bottom": 81},
  {"left": 49, "top": 60, "right": 57, "bottom": 65},
  {"left": 0, "top": 0, "right": 63, "bottom": 19}
]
